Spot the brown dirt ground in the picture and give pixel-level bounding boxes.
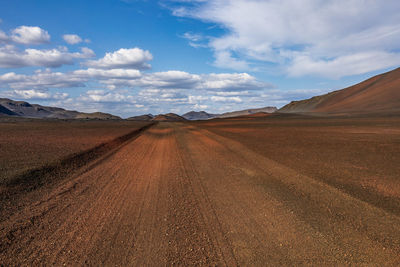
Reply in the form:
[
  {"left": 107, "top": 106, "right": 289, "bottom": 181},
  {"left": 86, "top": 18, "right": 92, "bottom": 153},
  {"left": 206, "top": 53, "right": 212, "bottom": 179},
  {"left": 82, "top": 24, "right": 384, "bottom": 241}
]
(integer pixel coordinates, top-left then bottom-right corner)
[
  {"left": 0, "top": 119, "right": 150, "bottom": 184},
  {"left": 1, "top": 116, "right": 400, "bottom": 265}
]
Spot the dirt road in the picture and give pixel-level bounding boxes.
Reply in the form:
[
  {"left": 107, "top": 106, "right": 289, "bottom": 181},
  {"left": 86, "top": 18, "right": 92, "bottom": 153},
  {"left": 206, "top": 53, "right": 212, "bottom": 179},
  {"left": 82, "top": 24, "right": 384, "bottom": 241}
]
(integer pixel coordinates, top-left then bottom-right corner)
[{"left": 1, "top": 122, "right": 400, "bottom": 265}]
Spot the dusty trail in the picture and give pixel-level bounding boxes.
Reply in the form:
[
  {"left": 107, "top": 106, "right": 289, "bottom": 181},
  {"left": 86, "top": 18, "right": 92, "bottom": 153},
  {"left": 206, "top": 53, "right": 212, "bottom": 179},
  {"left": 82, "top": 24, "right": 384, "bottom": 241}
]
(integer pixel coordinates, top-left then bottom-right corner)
[{"left": 1, "top": 122, "right": 400, "bottom": 265}]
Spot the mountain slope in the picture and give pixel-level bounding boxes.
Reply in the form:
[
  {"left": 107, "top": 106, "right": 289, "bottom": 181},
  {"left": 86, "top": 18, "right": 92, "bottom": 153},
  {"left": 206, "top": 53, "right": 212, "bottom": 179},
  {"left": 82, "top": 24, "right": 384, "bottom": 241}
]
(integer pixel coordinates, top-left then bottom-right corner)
[
  {"left": 0, "top": 104, "right": 19, "bottom": 116},
  {"left": 217, "top": 107, "right": 277, "bottom": 118},
  {"left": 152, "top": 113, "right": 186, "bottom": 121},
  {"left": 127, "top": 114, "right": 154, "bottom": 121},
  {"left": 279, "top": 67, "right": 400, "bottom": 114},
  {"left": 0, "top": 98, "right": 120, "bottom": 119}
]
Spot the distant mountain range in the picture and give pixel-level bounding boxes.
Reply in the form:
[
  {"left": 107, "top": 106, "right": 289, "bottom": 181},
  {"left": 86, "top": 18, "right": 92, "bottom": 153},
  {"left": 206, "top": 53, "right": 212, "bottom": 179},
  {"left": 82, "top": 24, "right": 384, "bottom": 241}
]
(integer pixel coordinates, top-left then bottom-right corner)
[
  {"left": 126, "top": 113, "right": 186, "bottom": 121},
  {"left": 182, "top": 107, "right": 277, "bottom": 120},
  {"left": 279, "top": 67, "right": 400, "bottom": 115},
  {"left": 0, "top": 98, "right": 121, "bottom": 119}
]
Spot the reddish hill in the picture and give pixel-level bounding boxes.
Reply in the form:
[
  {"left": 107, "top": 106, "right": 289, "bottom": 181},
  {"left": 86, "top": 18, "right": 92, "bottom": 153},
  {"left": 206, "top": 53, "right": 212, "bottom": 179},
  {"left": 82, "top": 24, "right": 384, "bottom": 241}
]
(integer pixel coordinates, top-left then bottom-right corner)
[
  {"left": 242, "top": 112, "right": 272, "bottom": 118},
  {"left": 223, "top": 112, "right": 273, "bottom": 120},
  {"left": 152, "top": 113, "right": 186, "bottom": 122},
  {"left": 217, "top": 106, "right": 277, "bottom": 118},
  {"left": 279, "top": 67, "right": 400, "bottom": 115},
  {"left": 127, "top": 114, "right": 154, "bottom": 121}
]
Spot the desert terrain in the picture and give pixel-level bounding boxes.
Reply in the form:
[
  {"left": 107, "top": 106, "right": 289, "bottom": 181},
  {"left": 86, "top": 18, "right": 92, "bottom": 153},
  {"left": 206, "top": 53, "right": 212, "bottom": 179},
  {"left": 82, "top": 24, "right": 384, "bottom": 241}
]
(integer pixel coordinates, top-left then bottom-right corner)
[
  {"left": 1, "top": 114, "right": 400, "bottom": 265},
  {"left": 0, "top": 119, "right": 151, "bottom": 184},
  {"left": 2, "top": 1, "right": 400, "bottom": 265}
]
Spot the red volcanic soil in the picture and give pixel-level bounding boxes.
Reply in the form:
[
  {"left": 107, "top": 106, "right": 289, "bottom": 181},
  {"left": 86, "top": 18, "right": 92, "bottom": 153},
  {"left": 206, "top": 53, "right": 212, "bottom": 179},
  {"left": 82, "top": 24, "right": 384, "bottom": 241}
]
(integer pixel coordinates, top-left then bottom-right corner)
[
  {"left": 1, "top": 116, "right": 400, "bottom": 265},
  {"left": 0, "top": 119, "right": 151, "bottom": 184},
  {"left": 279, "top": 67, "right": 400, "bottom": 114}
]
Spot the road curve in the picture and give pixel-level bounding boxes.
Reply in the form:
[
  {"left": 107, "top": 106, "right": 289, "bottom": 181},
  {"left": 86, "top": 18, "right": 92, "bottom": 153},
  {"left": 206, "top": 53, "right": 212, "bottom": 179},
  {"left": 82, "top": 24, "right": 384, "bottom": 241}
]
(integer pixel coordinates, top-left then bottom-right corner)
[{"left": 1, "top": 122, "right": 400, "bottom": 265}]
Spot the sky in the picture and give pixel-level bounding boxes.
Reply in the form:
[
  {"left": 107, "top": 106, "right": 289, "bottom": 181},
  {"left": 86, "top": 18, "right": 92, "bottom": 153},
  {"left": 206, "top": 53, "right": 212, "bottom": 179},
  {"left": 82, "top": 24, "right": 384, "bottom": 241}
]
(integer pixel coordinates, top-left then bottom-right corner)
[{"left": 0, "top": 0, "right": 399, "bottom": 118}]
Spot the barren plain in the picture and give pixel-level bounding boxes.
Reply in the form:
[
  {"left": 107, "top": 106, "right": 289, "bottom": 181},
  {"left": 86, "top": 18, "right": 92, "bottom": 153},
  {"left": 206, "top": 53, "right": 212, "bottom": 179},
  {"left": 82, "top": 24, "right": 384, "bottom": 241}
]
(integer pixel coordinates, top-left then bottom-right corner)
[
  {"left": 0, "top": 119, "right": 150, "bottom": 184},
  {"left": 1, "top": 115, "right": 400, "bottom": 265}
]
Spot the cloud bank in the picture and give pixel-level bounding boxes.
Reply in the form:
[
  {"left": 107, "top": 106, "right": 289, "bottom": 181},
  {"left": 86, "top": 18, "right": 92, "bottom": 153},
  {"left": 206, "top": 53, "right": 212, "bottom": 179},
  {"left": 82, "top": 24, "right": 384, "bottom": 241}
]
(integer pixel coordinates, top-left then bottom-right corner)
[{"left": 171, "top": 0, "right": 400, "bottom": 78}]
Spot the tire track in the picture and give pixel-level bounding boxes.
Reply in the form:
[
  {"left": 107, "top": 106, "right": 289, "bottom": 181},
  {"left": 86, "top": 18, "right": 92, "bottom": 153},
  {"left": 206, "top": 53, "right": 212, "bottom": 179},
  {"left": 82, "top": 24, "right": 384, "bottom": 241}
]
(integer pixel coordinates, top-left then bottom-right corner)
[
  {"left": 1, "top": 122, "right": 399, "bottom": 265},
  {"left": 180, "top": 123, "right": 400, "bottom": 265}
]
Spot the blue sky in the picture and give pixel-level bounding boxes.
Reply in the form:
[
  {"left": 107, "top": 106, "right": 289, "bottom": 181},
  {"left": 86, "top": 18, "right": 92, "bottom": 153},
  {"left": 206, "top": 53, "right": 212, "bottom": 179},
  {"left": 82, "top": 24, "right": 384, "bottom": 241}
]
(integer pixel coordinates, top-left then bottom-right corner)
[{"left": 0, "top": 0, "right": 399, "bottom": 117}]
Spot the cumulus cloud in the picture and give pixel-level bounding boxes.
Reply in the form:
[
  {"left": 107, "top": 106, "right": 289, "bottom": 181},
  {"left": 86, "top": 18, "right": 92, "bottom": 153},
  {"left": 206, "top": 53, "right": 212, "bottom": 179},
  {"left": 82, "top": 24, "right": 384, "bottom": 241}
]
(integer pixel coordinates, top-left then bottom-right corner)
[
  {"left": 82, "top": 89, "right": 135, "bottom": 103},
  {"left": 287, "top": 51, "right": 400, "bottom": 78},
  {"left": 0, "top": 65, "right": 271, "bottom": 95},
  {"left": 192, "top": 103, "right": 208, "bottom": 110},
  {"left": 63, "top": 34, "right": 83, "bottom": 44},
  {"left": 0, "top": 30, "right": 9, "bottom": 43},
  {"left": 215, "top": 91, "right": 251, "bottom": 96},
  {"left": 138, "top": 71, "right": 201, "bottom": 89},
  {"left": 0, "top": 45, "right": 95, "bottom": 68},
  {"left": 11, "top": 26, "right": 50, "bottom": 44},
  {"left": 210, "top": 95, "right": 242, "bottom": 103},
  {"left": 213, "top": 50, "right": 250, "bottom": 71},
  {"left": 170, "top": 0, "right": 400, "bottom": 78},
  {"left": 0, "top": 70, "right": 86, "bottom": 89},
  {"left": 3, "top": 88, "right": 69, "bottom": 100},
  {"left": 199, "top": 73, "right": 267, "bottom": 91},
  {"left": 84, "top": 47, "right": 153, "bottom": 69},
  {"left": 92, "top": 69, "right": 271, "bottom": 92},
  {"left": 73, "top": 68, "right": 142, "bottom": 79}
]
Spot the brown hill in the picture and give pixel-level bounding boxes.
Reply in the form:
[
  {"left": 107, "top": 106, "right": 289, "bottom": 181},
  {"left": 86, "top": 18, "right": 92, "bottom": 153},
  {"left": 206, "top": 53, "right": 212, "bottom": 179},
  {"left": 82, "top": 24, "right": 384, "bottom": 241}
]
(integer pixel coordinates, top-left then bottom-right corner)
[
  {"left": 74, "top": 112, "right": 120, "bottom": 120},
  {"left": 240, "top": 112, "right": 272, "bottom": 118},
  {"left": 217, "top": 107, "right": 277, "bottom": 118},
  {"left": 279, "top": 67, "right": 400, "bottom": 115},
  {"left": 152, "top": 113, "right": 186, "bottom": 122},
  {"left": 127, "top": 114, "right": 154, "bottom": 121}
]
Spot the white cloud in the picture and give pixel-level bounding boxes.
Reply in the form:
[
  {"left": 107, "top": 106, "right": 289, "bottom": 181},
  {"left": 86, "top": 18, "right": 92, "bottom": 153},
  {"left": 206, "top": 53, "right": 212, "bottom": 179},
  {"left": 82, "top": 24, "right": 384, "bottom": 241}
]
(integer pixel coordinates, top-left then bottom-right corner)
[
  {"left": 0, "top": 70, "right": 86, "bottom": 89},
  {"left": 0, "top": 30, "right": 9, "bottom": 43},
  {"left": 188, "top": 95, "right": 208, "bottom": 103},
  {"left": 0, "top": 65, "right": 270, "bottom": 94},
  {"left": 0, "top": 45, "right": 95, "bottom": 68},
  {"left": 193, "top": 103, "right": 208, "bottom": 110},
  {"left": 287, "top": 51, "right": 400, "bottom": 78},
  {"left": 171, "top": 0, "right": 400, "bottom": 78},
  {"left": 11, "top": 26, "right": 50, "bottom": 44},
  {"left": 82, "top": 89, "right": 135, "bottom": 103},
  {"left": 93, "top": 69, "right": 270, "bottom": 92},
  {"left": 215, "top": 91, "right": 250, "bottom": 96},
  {"left": 3, "top": 89, "right": 69, "bottom": 100},
  {"left": 182, "top": 32, "right": 208, "bottom": 48},
  {"left": 63, "top": 34, "right": 83, "bottom": 44},
  {"left": 199, "top": 73, "right": 267, "bottom": 91},
  {"left": 138, "top": 70, "right": 201, "bottom": 89},
  {"left": 210, "top": 96, "right": 242, "bottom": 103},
  {"left": 213, "top": 50, "right": 250, "bottom": 71},
  {"left": 183, "top": 32, "right": 203, "bottom": 42},
  {"left": 84, "top": 47, "right": 153, "bottom": 69},
  {"left": 73, "top": 68, "right": 141, "bottom": 79}
]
